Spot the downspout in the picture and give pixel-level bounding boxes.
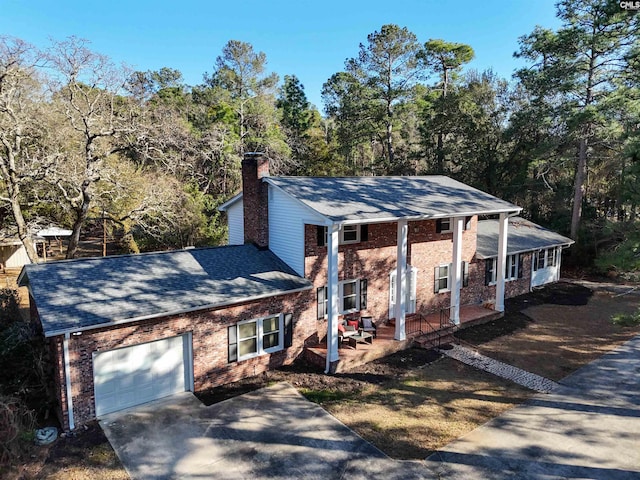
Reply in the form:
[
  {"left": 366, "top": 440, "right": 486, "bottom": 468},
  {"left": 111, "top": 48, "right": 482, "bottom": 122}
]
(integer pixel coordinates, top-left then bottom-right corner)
[{"left": 63, "top": 333, "right": 75, "bottom": 431}]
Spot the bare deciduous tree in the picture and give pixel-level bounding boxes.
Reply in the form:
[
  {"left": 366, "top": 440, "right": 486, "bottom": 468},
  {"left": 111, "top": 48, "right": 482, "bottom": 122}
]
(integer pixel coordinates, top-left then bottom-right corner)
[{"left": 45, "top": 37, "right": 138, "bottom": 258}]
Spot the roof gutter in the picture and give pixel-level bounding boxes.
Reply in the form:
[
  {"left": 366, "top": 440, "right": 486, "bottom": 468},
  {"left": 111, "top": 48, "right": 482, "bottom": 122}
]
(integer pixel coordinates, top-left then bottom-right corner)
[
  {"left": 327, "top": 207, "right": 523, "bottom": 226},
  {"left": 476, "top": 241, "right": 575, "bottom": 260},
  {"left": 42, "top": 283, "right": 314, "bottom": 338}
]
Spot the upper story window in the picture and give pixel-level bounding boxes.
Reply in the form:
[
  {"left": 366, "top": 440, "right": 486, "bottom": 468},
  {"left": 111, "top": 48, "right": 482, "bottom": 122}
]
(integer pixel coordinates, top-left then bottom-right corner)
[
  {"left": 436, "top": 217, "right": 473, "bottom": 234},
  {"left": 341, "top": 225, "right": 359, "bottom": 244},
  {"left": 437, "top": 218, "right": 452, "bottom": 233},
  {"left": 316, "top": 225, "right": 369, "bottom": 247}
]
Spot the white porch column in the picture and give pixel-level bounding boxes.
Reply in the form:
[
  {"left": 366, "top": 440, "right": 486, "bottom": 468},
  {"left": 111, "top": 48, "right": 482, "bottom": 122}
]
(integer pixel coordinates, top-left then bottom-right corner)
[
  {"left": 450, "top": 216, "right": 464, "bottom": 325},
  {"left": 325, "top": 224, "right": 340, "bottom": 372},
  {"left": 395, "top": 220, "right": 408, "bottom": 341},
  {"left": 495, "top": 213, "right": 508, "bottom": 312}
]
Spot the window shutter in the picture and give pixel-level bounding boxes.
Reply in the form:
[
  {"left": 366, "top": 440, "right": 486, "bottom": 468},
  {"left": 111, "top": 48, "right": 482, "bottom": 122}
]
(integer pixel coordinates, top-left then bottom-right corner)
[
  {"left": 228, "top": 325, "right": 237, "bottom": 363},
  {"left": 360, "top": 279, "right": 368, "bottom": 309},
  {"left": 435, "top": 219, "right": 442, "bottom": 233},
  {"left": 284, "top": 313, "right": 293, "bottom": 348},
  {"left": 361, "top": 224, "right": 368, "bottom": 241},
  {"left": 316, "top": 287, "right": 325, "bottom": 320},
  {"left": 464, "top": 216, "right": 472, "bottom": 230},
  {"left": 485, "top": 260, "right": 492, "bottom": 286},
  {"left": 518, "top": 253, "right": 524, "bottom": 279},
  {"left": 434, "top": 266, "right": 440, "bottom": 293},
  {"left": 316, "top": 226, "right": 325, "bottom": 247},
  {"left": 462, "top": 261, "right": 469, "bottom": 287}
]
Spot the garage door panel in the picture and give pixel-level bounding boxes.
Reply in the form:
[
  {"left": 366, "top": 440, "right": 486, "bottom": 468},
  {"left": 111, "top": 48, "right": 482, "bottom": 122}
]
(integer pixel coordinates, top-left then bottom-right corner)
[{"left": 94, "top": 335, "right": 189, "bottom": 416}]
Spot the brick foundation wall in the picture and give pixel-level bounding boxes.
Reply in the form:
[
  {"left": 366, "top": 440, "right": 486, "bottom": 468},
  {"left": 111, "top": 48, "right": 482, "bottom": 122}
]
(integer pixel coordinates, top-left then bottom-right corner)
[{"left": 60, "top": 290, "right": 316, "bottom": 428}]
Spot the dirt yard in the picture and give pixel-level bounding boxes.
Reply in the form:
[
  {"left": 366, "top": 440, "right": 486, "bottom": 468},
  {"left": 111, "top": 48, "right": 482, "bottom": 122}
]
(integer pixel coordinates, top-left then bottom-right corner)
[{"left": 6, "top": 280, "right": 640, "bottom": 477}]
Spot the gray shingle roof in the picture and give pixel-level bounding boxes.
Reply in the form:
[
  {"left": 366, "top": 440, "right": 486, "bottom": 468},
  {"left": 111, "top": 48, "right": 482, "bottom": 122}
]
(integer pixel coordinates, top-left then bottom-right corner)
[
  {"left": 265, "top": 176, "right": 521, "bottom": 222},
  {"left": 476, "top": 217, "right": 574, "bottom": 259},
  {"left": 20, "top": 245, "right": 312, "bottom": 337}
]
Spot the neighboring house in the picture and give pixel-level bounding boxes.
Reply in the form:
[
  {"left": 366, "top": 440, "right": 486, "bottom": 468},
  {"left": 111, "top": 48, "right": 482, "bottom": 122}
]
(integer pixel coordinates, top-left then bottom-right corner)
[
  {"left": 0, "top": 229, "right": 45, "bottom": 270},
  {"left": 19, "top": 153, "right": 573, "bottom": 431}
]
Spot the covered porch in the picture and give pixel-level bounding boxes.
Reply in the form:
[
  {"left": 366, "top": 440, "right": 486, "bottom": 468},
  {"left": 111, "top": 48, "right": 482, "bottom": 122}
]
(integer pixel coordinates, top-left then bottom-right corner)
[{"left": 305, "top": 304, "right": 502, "bottom": 374}]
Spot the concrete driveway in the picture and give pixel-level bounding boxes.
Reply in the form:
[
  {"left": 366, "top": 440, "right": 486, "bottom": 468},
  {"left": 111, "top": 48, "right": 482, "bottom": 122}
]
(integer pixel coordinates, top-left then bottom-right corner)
[
  {"left": 99, "top": 382, "right": 430, "bottom": 480},
  {"left": 102, "top": 335, "right": 640, "bottom": 480},
  {"left": 425, "top": 334, "right": 640, "bottom": 479}
]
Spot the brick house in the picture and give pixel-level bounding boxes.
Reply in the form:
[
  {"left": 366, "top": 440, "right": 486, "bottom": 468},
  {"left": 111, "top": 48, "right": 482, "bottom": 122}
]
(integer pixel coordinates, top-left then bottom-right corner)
[{"left": 19, "top": 153, "right": 572, "bottom": 430}]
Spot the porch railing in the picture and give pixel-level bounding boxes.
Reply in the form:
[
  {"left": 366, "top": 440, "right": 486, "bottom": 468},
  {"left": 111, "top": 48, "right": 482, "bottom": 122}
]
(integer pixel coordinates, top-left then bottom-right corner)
[{"left": 405, "top": 309, "right": 458, "bottom": 350}]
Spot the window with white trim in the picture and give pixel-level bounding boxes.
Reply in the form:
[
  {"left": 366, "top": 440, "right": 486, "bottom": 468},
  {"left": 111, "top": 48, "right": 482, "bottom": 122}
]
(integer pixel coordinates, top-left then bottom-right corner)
[
  {"left": 316, "top": 280, "right": 368, "bottom": 319},
  {"left": 341, "top": 225, "right": 360, "bottom": 244},
  {"left": 317, "top": 225, "right": 369, "bottom": 246},
  {"left": 434, "top": 264, "right": 450, "bottom": 293},
  {"left": 485, "top": 258, "right": 497, "bottom": 285},
  {"left": 437, "top": 218, "right": 452, "bottom": 233},
  {"left": 533, "top": 247, "right": 558, "bottom": 271},
  {"left": 534, "top": 249, "right": 546, "bottom": 271},
  {"left": 436, "top": 217, "right": 473, "bottom": 233},
  {"left": 317, "top": 286, "right": 328, "bottom": 319},
  {"left": 506, "top": 254, "right": 518, "bottom": 281},
  {"left": 340, "top": 279, "right": 359, "bottom": 313},
  {"left": 231, "top": 314, "right": 284, "bottom": 362}
]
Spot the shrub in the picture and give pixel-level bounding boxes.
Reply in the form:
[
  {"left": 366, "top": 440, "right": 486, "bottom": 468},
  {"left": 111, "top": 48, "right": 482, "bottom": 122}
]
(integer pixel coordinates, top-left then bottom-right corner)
[
  {"left": 0, "top": 288, "right": 52, "bottom": 418},
  {"left": 611, "top": 311, "right": 640, "bottom": 327},
  {"left": 594, "top": 225, "right": 640, "bottom": 276},
  {"left": 0, "top": 288, "right": 21, "bottom": 326},
  {"left": 0, "top": 395, "right": 35, "bottom": 469}
]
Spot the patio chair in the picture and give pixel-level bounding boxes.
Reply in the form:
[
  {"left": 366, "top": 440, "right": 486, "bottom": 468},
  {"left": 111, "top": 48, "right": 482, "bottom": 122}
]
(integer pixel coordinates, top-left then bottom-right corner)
[
  {"left": 360, "top": 316, "right": 377, "bottom": 338},
  {"left": 338, "top": 320, "right": 359, "bottom": 347}
]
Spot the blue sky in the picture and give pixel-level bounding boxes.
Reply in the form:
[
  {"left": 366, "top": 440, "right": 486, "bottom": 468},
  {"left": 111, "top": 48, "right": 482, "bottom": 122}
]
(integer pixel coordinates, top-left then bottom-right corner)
[{"left": 1, "top": 0, "right": 560, "bottom": 109}]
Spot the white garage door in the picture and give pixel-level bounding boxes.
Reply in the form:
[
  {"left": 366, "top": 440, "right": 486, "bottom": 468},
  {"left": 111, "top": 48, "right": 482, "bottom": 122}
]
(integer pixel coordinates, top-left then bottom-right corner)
[{"left": 93, "top": 335, "right": 191, "bottom": 416}]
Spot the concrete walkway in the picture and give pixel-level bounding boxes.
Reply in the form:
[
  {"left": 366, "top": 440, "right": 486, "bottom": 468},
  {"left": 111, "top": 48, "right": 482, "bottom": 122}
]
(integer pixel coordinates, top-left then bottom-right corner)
[
  {"left": 441, "top": 344, "right": 561, "bottom": 393},
  {"left": 425, "top": 334, "right": 640, "bottom": 479}
]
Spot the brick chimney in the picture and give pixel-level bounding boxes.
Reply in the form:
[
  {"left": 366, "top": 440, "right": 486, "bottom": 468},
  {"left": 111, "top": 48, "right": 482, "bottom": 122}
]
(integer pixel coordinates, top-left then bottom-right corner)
[{"left": 242, "top": 152, "right": 269, "bottom": 248}]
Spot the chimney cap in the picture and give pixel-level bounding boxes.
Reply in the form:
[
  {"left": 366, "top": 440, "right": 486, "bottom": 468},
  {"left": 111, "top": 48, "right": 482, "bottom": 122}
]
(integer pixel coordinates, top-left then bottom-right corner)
[{"left": 244, "top": 152, "right": 266, "bottom": 158}]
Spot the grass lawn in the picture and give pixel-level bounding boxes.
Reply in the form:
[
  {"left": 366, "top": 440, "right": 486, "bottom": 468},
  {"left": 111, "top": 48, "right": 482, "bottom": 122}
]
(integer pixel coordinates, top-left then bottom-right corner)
[{"left": 317, "top": 357, "right": 531, "bottom": 459}]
